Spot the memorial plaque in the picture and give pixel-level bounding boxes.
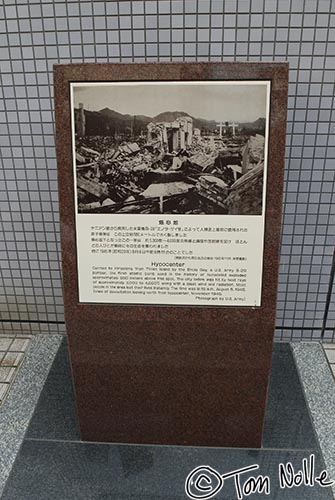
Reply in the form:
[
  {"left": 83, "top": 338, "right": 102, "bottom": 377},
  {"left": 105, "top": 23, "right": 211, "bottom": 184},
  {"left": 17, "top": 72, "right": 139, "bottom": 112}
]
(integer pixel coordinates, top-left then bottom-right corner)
[{"left": 54, "top": 62, "right": 288, "bottom": 447}]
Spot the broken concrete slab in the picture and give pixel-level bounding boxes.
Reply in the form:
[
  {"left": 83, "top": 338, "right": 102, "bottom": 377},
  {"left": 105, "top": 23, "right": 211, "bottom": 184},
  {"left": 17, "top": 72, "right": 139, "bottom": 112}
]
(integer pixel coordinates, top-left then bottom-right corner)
[
  {"left": 189, "top": 152, "right": 216, "bottom": 172},
  {"left": 80, "top": 146, "right": 100, "bottom": 157},
  {"left": 196, "top": 175, "right": 229, "bottom": 208},
  {"left": 77, "top": 176, "right": 109, "bottom": 199},
  {"left": 141, "top": 181, "right": 194, "bottom": 198}
]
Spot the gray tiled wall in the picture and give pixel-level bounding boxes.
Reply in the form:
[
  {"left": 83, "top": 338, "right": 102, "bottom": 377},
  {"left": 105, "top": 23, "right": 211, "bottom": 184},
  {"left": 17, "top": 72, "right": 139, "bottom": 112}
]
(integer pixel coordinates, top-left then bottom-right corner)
[{"left": 0, "top": 0, "right": 334, "bottom": 341}]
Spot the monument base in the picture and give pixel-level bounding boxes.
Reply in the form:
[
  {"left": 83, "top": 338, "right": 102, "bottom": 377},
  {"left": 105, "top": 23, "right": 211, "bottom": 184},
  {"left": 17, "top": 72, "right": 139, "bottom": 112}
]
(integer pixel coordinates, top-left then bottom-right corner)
[
  {"left": 67, "top": 316, "right": 274, "bottom": 448},
  {"left": 3, "top": 339, "right": 328, "bottom": 500}
]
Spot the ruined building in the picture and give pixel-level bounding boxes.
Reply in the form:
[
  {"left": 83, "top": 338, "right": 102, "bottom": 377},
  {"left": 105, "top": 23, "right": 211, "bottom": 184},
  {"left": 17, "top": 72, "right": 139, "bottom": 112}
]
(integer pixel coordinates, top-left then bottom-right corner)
[{"left": 147, "top": 116, "right": 193, "bottom": 153}]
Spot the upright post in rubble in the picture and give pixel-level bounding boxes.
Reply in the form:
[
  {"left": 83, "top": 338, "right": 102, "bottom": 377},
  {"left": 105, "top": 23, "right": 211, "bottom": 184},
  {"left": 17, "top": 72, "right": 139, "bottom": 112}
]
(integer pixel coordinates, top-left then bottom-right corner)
[
  {"left": 76, "top": 103, "right": 86, "bottom": 137},
  {"left": 180, "top": 128, "right": 185, "bottom": 149},
  {"left": 131, "top": 116, "right": 136, "bottom": 139},
  {"left": 217, "top": 121, "right": 238, "bottom": 137},
  {"left": 230, "top": 122, "right": 238, "bottom": 136},
  {"left": 172, "top": 128, "right": 179, "bottom": 152},
  {"left": 186, "top": 118, "right": 193, "bottom": 145}
]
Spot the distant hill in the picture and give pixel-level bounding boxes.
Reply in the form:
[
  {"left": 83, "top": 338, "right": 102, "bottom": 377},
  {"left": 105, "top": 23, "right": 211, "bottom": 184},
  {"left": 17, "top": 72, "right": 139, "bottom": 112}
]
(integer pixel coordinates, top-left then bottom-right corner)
[
  {"left": 76, "top": 107, "right": 264, "bottom": 137},
  {"left": 153, "top": 111, "right": 217, "bottom": 133},
  {"left": 239, "top": 117, "right": 266, "bottom": 135},
  {"left": 99, "top": 108, "right": 128, "bottom": 121},
  {"left": 153, "top": 111, "right": 190, "bottom": 122},
  {"left": 100, "top": 108, "right": 151, "bottom": 123},
  {"left": 80, "top": 108, "right": 151, "bottom": 136},
  {"left": 82, "top": 110, "right": 110, "bottom": 136}
]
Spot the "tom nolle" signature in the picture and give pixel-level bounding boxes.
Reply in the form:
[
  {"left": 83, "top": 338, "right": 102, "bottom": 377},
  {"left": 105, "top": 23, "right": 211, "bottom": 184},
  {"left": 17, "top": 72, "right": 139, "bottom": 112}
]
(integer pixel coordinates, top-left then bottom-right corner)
[{"left": 185, "top": 454, "right": 334, "bottom": 499}]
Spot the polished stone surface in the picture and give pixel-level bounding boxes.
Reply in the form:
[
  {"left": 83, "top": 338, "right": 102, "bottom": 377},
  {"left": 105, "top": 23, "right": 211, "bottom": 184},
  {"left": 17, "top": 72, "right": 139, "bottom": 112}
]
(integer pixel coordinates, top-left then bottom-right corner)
[
  {"left": 26, "top": 340, "right": 317, "bottom": 451},
  {"left": 263, "top": 343, "right": 317, "bottom": 449},
  {"left": 2, "top": 340, "right": 333, "bottom": 500},
  {"left": 25, "top": 340, "right": 80, "bottom": 441},
  {"left": 1, "top": 442, "right": 333, "bottom": 500}
]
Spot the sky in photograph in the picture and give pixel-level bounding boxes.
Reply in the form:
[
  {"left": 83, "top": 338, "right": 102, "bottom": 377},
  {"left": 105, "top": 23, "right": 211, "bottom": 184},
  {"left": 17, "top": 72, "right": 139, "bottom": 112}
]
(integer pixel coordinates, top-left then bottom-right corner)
[{"left": 73, "top": 82, "right": 268, "bottom": 123}]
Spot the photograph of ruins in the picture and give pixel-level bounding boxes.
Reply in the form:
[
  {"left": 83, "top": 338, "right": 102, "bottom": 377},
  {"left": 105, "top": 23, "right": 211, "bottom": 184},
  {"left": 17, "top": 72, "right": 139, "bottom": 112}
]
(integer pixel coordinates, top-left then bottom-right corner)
[{"left": 72, "top": 82, "right": 269, "bottom": 215}]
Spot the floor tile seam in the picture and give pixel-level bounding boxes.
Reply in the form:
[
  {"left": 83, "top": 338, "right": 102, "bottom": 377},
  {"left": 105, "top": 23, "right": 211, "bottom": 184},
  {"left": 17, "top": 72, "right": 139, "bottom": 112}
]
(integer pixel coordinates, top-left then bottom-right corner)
[
  {"left": 22, "top": 437, "right": 318, "bottom": 454},
  {"left": 322, "top": 347, "right": 335, "bottom": 380}
]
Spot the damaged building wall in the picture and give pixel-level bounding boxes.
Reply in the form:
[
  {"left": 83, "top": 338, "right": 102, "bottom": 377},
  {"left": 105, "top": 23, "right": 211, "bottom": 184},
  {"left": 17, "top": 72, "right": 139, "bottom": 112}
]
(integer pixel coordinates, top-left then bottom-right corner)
[{"left": 147, "top": 116, "right": 193, "bottom": 153}]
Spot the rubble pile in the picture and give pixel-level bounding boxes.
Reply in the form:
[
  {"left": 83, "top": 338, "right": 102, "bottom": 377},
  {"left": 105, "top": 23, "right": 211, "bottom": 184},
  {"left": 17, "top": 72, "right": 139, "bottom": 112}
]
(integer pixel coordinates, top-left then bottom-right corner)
[
  {"left": 224, "top": 162, "right": 264, "bottom": 215},
  {"left": 195, "top": 175, "right": 229, "bottom": 209},
  {"left": 189, "top": 152, "right": 217, "bottom": 173},
  {"left": 76, "top": 125, "right": 266, "bottom": 215},
  {"left": 242, "top": 134, "right": 265, "bottom": 173}
]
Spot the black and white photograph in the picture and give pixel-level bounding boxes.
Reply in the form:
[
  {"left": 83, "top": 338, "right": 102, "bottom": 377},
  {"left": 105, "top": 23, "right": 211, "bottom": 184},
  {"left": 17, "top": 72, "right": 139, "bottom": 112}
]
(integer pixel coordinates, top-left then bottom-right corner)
[{"left": 71, "top": 81, "right": 269, "bottom": 215}]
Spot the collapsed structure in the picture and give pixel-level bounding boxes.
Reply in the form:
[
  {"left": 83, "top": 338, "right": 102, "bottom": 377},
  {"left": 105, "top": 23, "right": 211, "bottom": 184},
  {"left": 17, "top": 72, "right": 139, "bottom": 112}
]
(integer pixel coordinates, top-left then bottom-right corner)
[
  {"left": 147, "top": 116, "right": 193, "bottom": 153},
  {"left": 75, "top": 114, "right": 265, "bottom": 215}
]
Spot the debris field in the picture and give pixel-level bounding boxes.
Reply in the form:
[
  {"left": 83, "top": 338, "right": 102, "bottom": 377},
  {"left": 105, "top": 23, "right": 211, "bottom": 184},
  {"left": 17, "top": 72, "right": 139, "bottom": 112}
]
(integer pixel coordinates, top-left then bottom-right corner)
[{"left": 75, "top": 124, "right": 265, "bottom": 215}]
